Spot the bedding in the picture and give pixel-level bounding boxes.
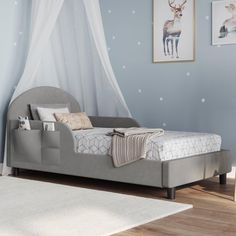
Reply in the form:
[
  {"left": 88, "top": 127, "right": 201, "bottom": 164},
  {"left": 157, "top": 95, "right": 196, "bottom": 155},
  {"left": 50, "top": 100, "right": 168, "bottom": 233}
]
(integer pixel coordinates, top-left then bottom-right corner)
[
  {"left": 30, "top": 104, "right": 70, "bottom": 120},
  {"left": 73, "top": 128, "right": 222, "bottom": 161},
  {"left": 37, "top": 107, "right": 70, "bottom": 121},
  {"left": 110, "top": 128, "right": 164, "bottom": 167},
  {"left": 54, "top": 112, "right": 93, "bottom": 130}
]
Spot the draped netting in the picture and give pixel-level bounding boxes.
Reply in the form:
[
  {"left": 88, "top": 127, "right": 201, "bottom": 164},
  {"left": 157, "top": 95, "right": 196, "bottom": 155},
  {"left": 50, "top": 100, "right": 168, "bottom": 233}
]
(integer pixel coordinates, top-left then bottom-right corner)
[
  {"left": 12, "top": 0, "right": 131, "bottom": 117},
  {"left": 2, "top": 0, "right": 131, "bottom": 175}
]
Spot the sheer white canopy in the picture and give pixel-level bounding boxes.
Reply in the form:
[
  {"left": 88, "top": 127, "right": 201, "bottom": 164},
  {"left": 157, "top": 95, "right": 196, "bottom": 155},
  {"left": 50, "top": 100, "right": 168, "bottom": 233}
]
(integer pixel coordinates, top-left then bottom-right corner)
[
  {"left": 12, "top": 0, "right": 131, "bottom": 117},
  {"left": 2, "top": 0, "right": 131, "bottom": 175}
]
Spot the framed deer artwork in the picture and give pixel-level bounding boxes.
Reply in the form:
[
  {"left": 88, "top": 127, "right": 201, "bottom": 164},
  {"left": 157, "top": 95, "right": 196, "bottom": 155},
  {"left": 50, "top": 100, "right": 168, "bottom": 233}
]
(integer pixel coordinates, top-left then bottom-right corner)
[
  {"left": 212, "top": 0, "right": 236, "bottom": 45},
  {"left": 153, "top": 0, "right": 195, "bottom": 63}
]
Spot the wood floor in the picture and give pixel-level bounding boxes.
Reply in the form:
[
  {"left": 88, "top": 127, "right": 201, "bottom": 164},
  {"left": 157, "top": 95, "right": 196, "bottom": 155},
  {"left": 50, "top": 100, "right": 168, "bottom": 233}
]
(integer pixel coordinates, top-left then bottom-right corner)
[{"left": 17, "top": 170, "right": 236, "bottom": 236}]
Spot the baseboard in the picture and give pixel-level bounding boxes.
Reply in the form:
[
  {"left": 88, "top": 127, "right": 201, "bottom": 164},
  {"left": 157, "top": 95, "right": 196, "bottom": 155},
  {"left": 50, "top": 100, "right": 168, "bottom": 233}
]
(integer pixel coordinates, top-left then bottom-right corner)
[{"left": 227, "top": 166, "right": 236, "bottom": 179}]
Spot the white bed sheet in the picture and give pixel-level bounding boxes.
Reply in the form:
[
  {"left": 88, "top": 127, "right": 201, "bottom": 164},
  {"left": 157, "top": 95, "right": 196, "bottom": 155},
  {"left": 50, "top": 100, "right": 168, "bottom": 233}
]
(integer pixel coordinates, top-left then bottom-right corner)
[{"left": 73, "top": 128, "right": 221, "bottom": 161}]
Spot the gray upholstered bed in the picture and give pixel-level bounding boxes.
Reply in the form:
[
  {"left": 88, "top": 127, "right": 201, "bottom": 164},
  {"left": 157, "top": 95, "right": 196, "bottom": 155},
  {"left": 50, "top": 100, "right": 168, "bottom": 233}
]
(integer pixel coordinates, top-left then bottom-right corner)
[{"left": 7, "top": 86, "right": 232, "bottom": 199}]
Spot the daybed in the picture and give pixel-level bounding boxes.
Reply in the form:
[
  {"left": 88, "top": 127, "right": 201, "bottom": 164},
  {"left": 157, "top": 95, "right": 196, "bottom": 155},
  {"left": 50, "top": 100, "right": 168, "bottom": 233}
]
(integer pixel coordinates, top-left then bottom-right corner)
[{"left": 7, "top": 87, "right": 232, "bottom": 199}]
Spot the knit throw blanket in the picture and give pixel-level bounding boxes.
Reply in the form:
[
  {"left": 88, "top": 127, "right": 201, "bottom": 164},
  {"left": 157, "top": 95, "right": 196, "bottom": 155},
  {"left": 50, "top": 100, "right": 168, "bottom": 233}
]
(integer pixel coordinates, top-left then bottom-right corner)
[{"left": 109, "top": 128, "right": 164, "bottom": 167}]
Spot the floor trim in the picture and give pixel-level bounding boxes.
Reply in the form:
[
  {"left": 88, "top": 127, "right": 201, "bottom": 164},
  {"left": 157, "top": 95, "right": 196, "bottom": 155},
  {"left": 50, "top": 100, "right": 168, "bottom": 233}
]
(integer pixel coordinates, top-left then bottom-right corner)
[{"left": 228, "top": 166, "right": 236, "bottom": 179}]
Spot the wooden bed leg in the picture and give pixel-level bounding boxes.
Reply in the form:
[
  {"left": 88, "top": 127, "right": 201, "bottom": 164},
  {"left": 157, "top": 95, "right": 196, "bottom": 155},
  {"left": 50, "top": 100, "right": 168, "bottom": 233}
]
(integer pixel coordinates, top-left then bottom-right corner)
[
  {"left": 219, "top": 173, "right": 227, "bottom": 185},
  {"left": 167, "top": 187, "right": 176, "bottom": 200},
  {"left": 13, "top": 168, "right": 20, "bottom": 177}
]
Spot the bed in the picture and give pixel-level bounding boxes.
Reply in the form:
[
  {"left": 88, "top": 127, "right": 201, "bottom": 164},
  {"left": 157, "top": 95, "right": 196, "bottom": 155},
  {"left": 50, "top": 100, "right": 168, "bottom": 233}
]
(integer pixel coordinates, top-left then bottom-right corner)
[{"left": 7, "top": 86, "right": 232, "bottom": 199}]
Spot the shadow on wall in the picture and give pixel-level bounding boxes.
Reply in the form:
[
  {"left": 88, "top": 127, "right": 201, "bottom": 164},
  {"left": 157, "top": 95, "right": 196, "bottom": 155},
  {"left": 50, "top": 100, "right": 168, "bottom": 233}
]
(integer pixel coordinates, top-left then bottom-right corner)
[{"left": 0, "top": 104, "right": 9, "bottom": 162}]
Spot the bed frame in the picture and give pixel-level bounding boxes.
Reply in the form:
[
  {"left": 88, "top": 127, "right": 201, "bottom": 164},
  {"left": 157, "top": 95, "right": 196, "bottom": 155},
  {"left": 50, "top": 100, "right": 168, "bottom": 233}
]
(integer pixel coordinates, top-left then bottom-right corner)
[{"left": 7, "top": 87, "right": 232, "bottom": 199}]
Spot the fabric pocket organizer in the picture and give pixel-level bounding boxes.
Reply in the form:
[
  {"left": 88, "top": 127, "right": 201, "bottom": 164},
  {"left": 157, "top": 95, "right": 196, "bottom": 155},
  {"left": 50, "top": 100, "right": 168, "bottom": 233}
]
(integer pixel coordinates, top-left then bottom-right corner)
[{"left": 12, "top": 129, "right": 60, "bottom": 166}]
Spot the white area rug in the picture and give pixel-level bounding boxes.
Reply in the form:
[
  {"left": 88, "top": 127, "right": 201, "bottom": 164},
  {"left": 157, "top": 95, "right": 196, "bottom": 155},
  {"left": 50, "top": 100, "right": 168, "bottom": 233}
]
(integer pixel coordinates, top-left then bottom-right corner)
[{"left": 0, "top": 177, "right": 192, "bottom": 236}]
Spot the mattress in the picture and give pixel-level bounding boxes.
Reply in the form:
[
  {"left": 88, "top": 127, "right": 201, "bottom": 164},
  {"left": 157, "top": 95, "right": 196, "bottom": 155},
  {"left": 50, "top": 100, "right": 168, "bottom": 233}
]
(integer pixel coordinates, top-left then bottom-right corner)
[{"left": 73, "top": 128, "right": 222, "bottom": 161}]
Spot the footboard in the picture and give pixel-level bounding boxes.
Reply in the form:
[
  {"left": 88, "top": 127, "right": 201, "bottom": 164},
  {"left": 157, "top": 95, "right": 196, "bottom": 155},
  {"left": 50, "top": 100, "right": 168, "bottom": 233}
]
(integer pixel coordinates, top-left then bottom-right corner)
[{"left": 162, "top": 150, "right": 232, "bottom": 188}]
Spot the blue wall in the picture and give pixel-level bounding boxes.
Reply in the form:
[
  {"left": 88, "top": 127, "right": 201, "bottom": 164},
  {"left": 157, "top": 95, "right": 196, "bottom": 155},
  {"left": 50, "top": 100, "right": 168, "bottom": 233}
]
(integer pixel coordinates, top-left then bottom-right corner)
[
  {"left": 0, "top": 0, "right": 236, "bottom": 165},
  {"left": 100, "top": 0, "right": 236, "bottom": 164}
]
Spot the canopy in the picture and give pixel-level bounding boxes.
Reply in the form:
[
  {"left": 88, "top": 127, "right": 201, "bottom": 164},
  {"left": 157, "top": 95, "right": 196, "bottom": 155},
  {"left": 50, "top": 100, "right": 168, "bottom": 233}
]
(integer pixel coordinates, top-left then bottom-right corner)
[{"left": 1, "top": 0, "right": 131, "bottom": 175}]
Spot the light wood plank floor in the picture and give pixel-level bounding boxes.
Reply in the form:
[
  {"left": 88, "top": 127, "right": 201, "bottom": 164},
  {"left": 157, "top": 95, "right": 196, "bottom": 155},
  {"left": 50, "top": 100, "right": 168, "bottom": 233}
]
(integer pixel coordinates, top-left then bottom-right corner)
[{"left": 18, "top": 170, "right": 236, "bottom": 236}]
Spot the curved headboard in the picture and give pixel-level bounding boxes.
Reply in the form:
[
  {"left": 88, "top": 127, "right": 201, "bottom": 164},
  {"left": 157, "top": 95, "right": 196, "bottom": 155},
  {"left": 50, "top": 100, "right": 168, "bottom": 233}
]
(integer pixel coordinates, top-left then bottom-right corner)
[{"left": 8, "top": 86, "right": 81, "bottom": 120}]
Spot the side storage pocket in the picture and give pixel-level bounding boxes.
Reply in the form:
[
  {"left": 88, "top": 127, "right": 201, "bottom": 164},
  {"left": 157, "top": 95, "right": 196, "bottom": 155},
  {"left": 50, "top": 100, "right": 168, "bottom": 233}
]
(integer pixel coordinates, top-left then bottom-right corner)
[
  {"left": 42, "top": 131, "right": 60, "bottom": 166},
  {"left": 12, "top": 129, "right": 41, "bottom": 163}
]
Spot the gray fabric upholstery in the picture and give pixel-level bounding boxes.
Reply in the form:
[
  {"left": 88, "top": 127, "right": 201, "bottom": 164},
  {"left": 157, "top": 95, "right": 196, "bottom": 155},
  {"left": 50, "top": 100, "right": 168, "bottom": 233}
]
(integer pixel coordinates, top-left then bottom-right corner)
[
  {"left": 8, "top": 86, "right": 80, "bottom": 120},
  {"left": 89, "top": 116, "right": 140, "bottom": 128},
  {"left": 8, "top": 120, "right": 163, "bottom": 187},
  {"left": 7, "top": 86, "right": 232, "bottom": 191},
  {"left": 162, "top": 150, "right": 232, "bottom": 188}
]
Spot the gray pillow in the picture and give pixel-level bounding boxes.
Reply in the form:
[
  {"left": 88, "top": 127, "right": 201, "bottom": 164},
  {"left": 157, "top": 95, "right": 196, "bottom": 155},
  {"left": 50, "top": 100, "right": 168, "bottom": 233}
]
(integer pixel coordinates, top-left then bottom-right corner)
[{"left": 30, "top": 104, "right": 71, "bottom": 120}]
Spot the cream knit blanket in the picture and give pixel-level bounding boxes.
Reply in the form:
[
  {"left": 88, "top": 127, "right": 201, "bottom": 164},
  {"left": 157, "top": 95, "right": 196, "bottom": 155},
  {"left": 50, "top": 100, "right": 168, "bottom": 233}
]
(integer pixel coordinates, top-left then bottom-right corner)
[{"left": 109, "top": 128, "right": 164, "bottom": 167}]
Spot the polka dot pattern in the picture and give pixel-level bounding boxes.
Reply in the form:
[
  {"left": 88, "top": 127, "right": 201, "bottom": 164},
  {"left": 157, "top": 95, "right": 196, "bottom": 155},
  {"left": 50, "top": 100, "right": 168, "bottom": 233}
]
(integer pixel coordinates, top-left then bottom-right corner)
[{"left": 101, "top": 3, "right": 223, "bottom": 130}]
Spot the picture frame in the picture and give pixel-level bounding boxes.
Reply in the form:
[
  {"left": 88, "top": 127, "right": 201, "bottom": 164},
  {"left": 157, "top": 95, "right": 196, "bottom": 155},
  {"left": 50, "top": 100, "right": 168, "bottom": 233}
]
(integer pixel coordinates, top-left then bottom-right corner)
[
  {"left": 212, "top": 0, "right": 236, "bottom": 45},
  {"left": 153, "top": 0, "right": 195, "bottom": 63}
]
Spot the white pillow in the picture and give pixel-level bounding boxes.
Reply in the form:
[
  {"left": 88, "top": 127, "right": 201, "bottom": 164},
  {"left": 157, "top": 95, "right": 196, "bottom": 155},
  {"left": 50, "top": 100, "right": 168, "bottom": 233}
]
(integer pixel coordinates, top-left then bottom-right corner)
[{"left": 37, "top": 107, "right": 70, "bottom": 121}]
